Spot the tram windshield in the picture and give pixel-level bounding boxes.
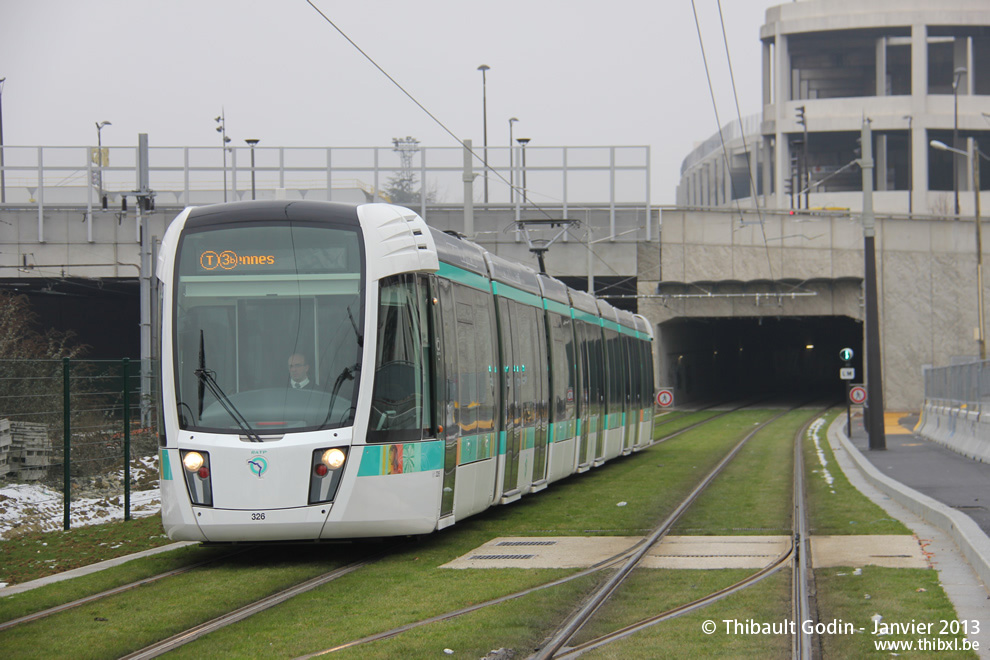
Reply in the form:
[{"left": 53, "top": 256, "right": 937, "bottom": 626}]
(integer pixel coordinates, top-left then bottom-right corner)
[{"left": 173, "top": 221, "right": 364, "bottom": 434}]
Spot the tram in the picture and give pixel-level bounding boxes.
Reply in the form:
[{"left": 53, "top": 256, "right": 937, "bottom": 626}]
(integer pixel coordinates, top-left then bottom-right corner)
[{"left": 156, "top": 201, "right": 655, "bottom": 542}]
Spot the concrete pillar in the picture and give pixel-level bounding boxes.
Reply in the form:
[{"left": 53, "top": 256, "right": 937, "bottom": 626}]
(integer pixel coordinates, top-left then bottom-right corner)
[
  {"left": 763, "top": 136, "right": 773, "bottom": 202},
  {"left": 877, "top": 134, "right": 889, "bottom": 191},
  {"left": 773, "top": 30, "right": 790, "bottom": 210},
  {"left": 911, "top": 23, "right": 929, "bottom": 214},
  {"left": 877, "top": 37, "right": 888, "bottom": 96},
  {"left": 762, "top": 40, "right": 773, "bottom": 106},
  {"left": 749, "top": 148, "right": 759, "bottom": 199}
]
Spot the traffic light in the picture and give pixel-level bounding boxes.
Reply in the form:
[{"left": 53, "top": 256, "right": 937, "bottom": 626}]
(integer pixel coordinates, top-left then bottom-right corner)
[{"left": 796, "top": 105, "right": 806, "bottom": 127}]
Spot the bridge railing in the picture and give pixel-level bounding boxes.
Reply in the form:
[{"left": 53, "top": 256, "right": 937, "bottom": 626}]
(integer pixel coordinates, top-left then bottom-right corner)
[
  {"left": 0, "top": 358, "right": 160, "bottom": 538},
  {"left": 0, "top": 143, "right": 651, "bottom": 212},
  {"left": 923, "top": 359, "right": 990, "bottom": 407},
  {"left": 917, "top": 359, "right": 990, "bottom": 461}
]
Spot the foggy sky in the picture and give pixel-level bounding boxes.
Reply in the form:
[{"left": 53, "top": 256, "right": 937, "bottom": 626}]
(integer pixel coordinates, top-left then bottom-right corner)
[{"left": 0, "top": 0, "right": 782, "bottom": 204}]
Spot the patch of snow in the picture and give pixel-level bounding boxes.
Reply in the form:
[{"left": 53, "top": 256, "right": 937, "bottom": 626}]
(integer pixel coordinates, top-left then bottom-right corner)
[{"left": 0, "top": 455, "right": 161, "bottom": 540}]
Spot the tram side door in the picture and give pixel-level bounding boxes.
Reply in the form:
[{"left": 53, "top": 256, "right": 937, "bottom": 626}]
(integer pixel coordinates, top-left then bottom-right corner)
[
  {"left": 437, "top": 278, "right": 458, "bottom": 520},
  {"left": 497, "top": 297, "right": 522, "bottom": 500}
]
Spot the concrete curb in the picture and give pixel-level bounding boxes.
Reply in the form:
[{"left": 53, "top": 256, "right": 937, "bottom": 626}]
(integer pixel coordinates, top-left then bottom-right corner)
[
  {"left": 0, "top": 541, "right": 198, "bottom": 597},
  {"left": 829, "top": 415, "right": 990, "bottom": 591}
]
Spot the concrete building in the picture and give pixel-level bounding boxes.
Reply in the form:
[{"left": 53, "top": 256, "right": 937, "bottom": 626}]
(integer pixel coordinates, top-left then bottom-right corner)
[
  {"left": 655, "top": 0, "right": 990, "bottom": 411},
  {"left": 678, "top": 0, "right": 990, "bottom": 217}
]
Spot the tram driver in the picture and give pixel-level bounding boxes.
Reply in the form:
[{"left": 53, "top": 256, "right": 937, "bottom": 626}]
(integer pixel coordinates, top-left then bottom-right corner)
[{"left": 288, "top": 353, "right": 315, "bottom": 390}]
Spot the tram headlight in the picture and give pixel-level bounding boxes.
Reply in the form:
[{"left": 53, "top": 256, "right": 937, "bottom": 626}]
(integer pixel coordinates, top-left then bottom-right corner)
[
  {"left": 182, "top": 451, "right": 205, "bottom": 472},
  {"left": 179, "top": 450, "right": 213, "bottom": 507},
  {"left": 321, "top": 448, "right": 346, "bottom": 471},
  {"left": 309, "top": 447, "right": 348, "bottom": 505}
]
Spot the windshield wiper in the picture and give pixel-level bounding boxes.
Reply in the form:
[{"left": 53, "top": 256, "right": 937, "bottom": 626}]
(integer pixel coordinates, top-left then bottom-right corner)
[
  {"left": 347, "top": 303, "right": 363, "bottom": 347},
  {"left": 194, "top": 366, "right": 264, "bottom": 443},
  {"left": 322, "top": 362, "right": 360, "bottom": 427}
]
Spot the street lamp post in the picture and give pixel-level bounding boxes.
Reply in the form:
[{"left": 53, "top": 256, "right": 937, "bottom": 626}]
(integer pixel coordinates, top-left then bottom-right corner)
[
  {"left": 508, "top": 117, "right": 518, "bottom": 204},
  {"left": 477, "top": 64, "right": 490, "bottom": 204},
  {"left": 245, "top": 139, "right": 260, "bottom": 200},
  {"left": 0, "top": 77, "right": 6, "bottom": 204},
  {"left": 954, "top": 66, "right": 967, "bottom": 216},
  {"left": 95, "top": 120, "right": 111, "bottom": 206},
  {"left": 215, "top": 111, "right": 231, "bottom": 202},
  {"left": 932, "top": 138, "right": 988, "bottom": 359},
  {"left": 517, "top": 138, "right": 530, "bottom": 203}
]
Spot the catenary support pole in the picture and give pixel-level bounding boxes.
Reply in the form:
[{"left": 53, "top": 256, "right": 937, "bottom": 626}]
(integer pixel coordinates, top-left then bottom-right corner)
[{"left": 861, "top": 119, "right": 886, "bottom": 450}]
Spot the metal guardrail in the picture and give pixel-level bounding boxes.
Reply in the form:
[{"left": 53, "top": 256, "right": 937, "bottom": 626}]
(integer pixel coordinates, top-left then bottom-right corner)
[{"left": 922, "top": 359, "right": 990, "bottom": 408}]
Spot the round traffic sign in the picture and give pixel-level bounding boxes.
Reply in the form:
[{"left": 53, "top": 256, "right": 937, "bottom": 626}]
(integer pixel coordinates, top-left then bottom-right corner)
[
  {"left": 656, "top": 389, "right": 674, "bottom": 408},
  {"left": 848, "top": 385, "right": 867, "bottom": 405},
  {"left": 840, "top": 347, "right": 854, "bottom": 362}
]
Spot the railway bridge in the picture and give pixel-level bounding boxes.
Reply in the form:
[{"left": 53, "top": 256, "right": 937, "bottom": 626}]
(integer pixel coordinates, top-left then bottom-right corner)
[
  {"left": 0, "top": 141, "right": 984, "bottom": 411},
  {"left": 644, "top": 206, "right": 987, "bottom": 411}
]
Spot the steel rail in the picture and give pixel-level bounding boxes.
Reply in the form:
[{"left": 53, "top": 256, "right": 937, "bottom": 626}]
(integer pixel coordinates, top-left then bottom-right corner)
[
  {"left": 529, "top": 406, "right": 800, "bottom": 659},
  {"left": 294, "top": 405, "right": 766, "bottom": 658},
  {"left": 554, "top": 546, "right": 794, "bottom": 658},
  {"left": 0, "top": 549, "right": 249, "bottom": 632},
  {"left": 792, "top": 413, "right": 817, "bottom": 660},
  {"left": 550, "top": 406, "right": 832, "bottom": 658},
  {"left": 120, "top": 552, "right": 389, "bottom": 660}
]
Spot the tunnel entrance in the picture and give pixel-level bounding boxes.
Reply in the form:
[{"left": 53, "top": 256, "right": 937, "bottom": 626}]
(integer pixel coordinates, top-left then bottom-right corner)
[{"left": 658, "top": 315, "right": 863, "bottom": 405}]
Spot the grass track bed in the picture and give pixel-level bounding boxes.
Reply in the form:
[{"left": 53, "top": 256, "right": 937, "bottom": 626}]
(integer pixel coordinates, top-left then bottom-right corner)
[{"left": 0, "top": 408, "right": 977, "bottom": 657}]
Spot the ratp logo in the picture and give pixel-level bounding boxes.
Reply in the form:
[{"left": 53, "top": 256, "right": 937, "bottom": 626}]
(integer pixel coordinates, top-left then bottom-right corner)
[{"left": 247, "top": 456, "right": 269, "bottom": 478}]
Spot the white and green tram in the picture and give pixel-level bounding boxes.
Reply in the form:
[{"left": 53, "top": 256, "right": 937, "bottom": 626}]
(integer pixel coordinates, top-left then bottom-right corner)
[{"left": 157, "top": 200, "right": 655, "bottom": 542}]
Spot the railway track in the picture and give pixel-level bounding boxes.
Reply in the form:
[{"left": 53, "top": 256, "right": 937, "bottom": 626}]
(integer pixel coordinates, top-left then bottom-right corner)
[
  {"left": 120, "top": 547, "right": 396, "bottom": 660},
  {"left": 293, "top": 404, "right": 823, "bottom": 658},
  {"left": 537, "top": 407, "right": 827, "bottom": 658},
  {"left": 0, "top": 405, "right": 828, "bottom": 658},
  {"left": 0, "top": 549, "right": 247, "bottom": 633}
]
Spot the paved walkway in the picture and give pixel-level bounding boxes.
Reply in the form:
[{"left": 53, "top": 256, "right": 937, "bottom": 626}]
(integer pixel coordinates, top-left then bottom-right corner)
[
  {"left": 834, "top": 411, "right": 990, "bottom": 656},
  {"left": 848, "top": 411, "right": 990, "bottom": 535}
]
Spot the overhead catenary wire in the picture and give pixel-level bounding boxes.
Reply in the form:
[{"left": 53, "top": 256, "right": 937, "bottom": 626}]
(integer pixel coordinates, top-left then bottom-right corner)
[
  {"left": 690, "top": 0, "right": 778, "bottom": 285},
  {"left": 715, "top": 0, "right": 767, "bottom": 227},
  {"left": 304, "top": 0, "right": 557, "bottom": 224},
  {"left": 305, "top": 0, "right": 661, "bottom": 300}
]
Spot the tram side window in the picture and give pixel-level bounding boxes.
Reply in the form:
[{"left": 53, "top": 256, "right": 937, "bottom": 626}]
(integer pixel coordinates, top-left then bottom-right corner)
[
  {"left": 548, "top": 313, "right": 576, "bottom": 424},
  {"left": 369, "top": 275, "right": 433, "bottom": 443},
  {"left": 622, "top": 336, "right": 642, "bottom": 410},
  {"left": 452, "top": 284, "right": 497, "bottom": 439},
  {"left": 645, "top": 340, "right": 655, "bottom": 395},
  {"left": 639, "top": 339, "right": 651, "bottom": 408},
  {"left": 604, "top": 328, "right": 622, "bottom": 415},
  {"left": 584, "top": 322, "right": 605, "bottom": 415}
]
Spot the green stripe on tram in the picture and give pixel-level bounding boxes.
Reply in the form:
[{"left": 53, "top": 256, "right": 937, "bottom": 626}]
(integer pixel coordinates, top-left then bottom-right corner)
[
  {"left": 160, "top": 449, "right": 173, "bottom": 481},
  {"left": 544, "top": 298, "right": 571, "bottom": 317},
  {"left": 491, "top": 281, "right": 543, "bottom": 309},
  {"left": 437, "top": 261, "right": 490, "bottom": 292},
  {"left": 458, "top": 433, "right": 497, "bottom": 464},
  {"left": 571, "top": 309, "right": 600, "bottom": 325}
]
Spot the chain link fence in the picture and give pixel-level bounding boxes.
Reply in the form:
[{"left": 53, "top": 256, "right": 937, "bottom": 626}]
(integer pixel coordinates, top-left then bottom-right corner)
[{"left": 0, "top": 358, "right": 160, "bottom": 537}]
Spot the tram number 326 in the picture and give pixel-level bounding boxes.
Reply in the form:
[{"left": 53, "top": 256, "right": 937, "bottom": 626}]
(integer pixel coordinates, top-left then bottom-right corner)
[{"left": 251, "top": 513, "right": 266, "bottom": 521}]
